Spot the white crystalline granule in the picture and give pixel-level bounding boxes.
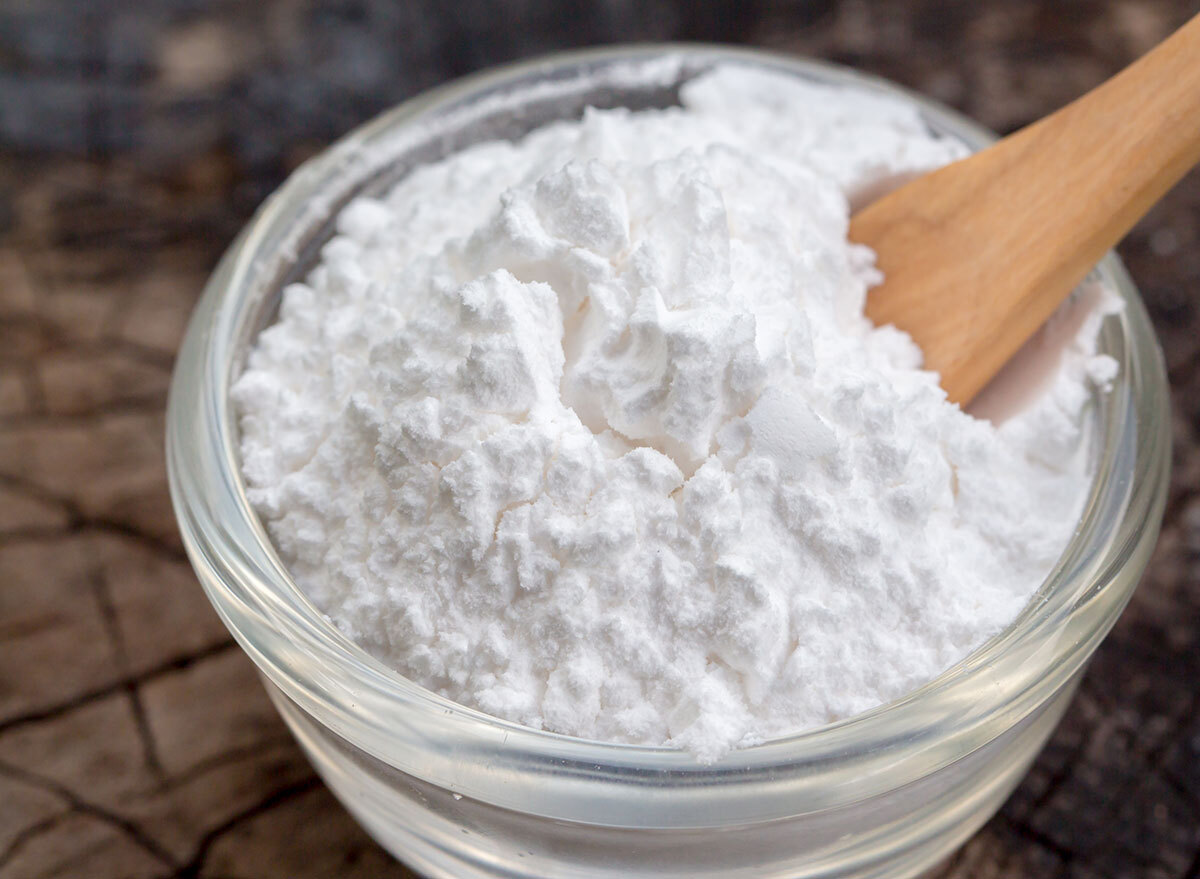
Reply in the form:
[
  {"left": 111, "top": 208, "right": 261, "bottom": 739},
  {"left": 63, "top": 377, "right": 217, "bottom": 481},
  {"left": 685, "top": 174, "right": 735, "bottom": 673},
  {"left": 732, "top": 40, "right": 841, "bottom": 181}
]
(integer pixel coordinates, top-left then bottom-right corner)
[{"left": 234, "top": 66, "right": 1119, "bottom": 761}]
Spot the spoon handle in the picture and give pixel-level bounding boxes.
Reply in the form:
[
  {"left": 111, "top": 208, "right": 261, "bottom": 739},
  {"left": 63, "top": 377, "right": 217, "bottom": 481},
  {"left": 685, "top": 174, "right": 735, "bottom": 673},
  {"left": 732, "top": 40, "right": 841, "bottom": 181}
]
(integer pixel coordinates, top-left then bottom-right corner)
[{"left": 854, "top": 13, "right": 1200, "bottom": 405}]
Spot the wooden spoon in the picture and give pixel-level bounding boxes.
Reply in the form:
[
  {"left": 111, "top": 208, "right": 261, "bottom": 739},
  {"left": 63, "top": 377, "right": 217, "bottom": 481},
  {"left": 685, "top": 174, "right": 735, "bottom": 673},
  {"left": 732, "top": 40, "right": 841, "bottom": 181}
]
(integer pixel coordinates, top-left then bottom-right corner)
[{"left": 852, "top": 13, "right": 1200, "bottom": 406}]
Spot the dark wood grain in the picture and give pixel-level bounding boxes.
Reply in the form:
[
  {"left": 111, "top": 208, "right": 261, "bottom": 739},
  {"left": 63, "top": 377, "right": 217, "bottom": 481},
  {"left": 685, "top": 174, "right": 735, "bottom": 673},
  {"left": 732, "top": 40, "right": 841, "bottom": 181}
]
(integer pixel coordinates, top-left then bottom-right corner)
[{"left": 1, "top": 2, "right": 1198, "bottom": 877}]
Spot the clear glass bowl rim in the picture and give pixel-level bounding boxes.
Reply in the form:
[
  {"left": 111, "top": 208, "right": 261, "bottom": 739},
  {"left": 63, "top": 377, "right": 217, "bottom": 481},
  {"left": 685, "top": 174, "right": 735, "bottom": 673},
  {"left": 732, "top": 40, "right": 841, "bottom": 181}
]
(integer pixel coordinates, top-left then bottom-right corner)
[{"left": 166, "top": 43, "right": 1171, "bottom": 819}]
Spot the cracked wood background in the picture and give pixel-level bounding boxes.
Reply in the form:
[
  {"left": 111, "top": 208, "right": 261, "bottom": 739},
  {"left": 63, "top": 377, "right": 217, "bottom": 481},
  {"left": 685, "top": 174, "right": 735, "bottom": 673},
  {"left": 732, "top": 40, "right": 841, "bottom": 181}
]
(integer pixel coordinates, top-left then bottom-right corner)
[{"left": 2, "top": 1, "right": 1199, "bottom": 877}]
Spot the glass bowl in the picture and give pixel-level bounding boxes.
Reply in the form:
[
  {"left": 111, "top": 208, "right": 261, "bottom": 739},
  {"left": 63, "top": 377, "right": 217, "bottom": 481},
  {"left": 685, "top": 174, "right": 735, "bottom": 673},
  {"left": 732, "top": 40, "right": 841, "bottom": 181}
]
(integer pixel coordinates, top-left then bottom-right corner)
[{"left": 166, "top": 45, "right": 1171, "bottom": 879}]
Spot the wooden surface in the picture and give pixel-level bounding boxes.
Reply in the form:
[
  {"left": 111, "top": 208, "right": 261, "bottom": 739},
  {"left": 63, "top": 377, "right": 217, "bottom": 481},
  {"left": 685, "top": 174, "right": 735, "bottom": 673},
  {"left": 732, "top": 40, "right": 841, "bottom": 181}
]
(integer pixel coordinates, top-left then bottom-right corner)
[{"left": 1, "top": 2, "right": 1198, "bottom": 877}]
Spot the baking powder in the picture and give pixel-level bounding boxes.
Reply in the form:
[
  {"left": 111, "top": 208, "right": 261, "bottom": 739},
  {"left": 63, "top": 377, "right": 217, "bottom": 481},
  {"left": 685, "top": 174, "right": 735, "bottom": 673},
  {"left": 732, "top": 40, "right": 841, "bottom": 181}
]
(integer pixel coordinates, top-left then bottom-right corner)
[{"left": 234, "top": 66, "right": 1117, "bottom": 760}]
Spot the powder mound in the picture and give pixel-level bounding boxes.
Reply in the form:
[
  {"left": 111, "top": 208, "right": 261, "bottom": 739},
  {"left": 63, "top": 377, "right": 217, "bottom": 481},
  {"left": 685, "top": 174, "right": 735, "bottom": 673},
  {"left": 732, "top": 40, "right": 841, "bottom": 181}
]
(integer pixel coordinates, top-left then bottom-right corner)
[{"left": 233, "top": 65, "right": 1119, "bottom": 762}]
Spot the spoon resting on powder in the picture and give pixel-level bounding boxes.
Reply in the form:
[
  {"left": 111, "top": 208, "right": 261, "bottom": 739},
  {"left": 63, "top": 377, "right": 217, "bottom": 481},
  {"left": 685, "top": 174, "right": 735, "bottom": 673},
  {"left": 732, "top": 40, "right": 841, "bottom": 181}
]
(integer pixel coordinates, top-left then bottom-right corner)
[{"left": 851, "top": 13, "right": 1200, "bottom": 406}]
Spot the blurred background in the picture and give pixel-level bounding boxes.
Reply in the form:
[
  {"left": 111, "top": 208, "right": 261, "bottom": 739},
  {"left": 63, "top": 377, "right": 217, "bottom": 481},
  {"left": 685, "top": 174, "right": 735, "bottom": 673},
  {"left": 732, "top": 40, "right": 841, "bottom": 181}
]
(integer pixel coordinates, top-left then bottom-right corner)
[{"left": 1, "top": 2, "right": 1199, "bottom": 877}]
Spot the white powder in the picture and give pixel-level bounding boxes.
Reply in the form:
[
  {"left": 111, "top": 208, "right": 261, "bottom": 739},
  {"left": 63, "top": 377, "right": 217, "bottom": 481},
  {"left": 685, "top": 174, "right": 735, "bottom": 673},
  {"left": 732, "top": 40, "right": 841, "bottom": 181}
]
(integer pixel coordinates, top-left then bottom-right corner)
[{"left": 234, "top": 66, "right": 1118, "bottom": 761}]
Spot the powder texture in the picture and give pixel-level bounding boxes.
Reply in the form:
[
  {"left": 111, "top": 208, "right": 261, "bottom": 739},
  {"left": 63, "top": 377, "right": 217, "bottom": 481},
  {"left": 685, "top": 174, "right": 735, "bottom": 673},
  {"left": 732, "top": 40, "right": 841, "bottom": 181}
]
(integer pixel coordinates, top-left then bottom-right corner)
[{"left": 234, "top": 66, "right": 1117, "bottom": 761}]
